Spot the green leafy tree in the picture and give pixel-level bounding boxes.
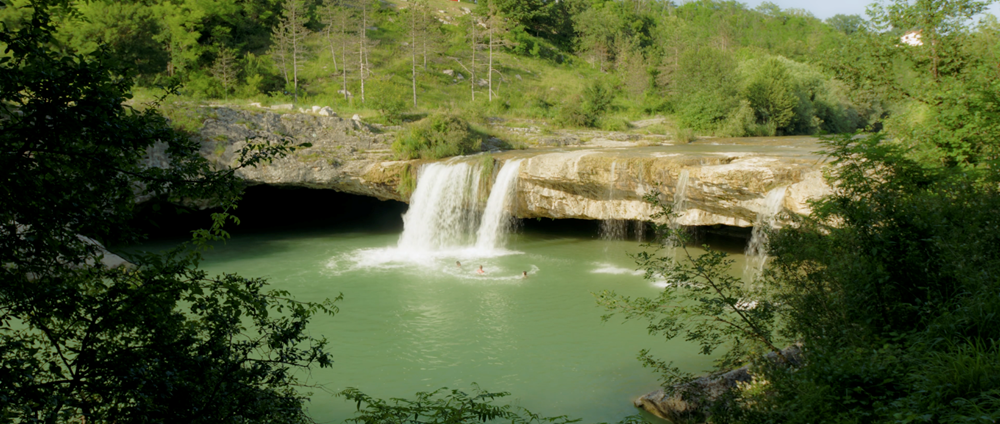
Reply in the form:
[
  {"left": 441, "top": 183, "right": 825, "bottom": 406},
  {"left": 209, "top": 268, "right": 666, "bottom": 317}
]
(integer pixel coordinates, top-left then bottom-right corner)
[
  {"left": 1, "top": 6, "right": 330, "bottom": 422},
  {"left": 832, "top": 0, "right": 1000, "bottom": 167},
  {"left": 595, "top": 193, "right": 783, "bottom": 388},
  {"left": 211, "top": 44, "right": 239, "bottom": 99},
  {"left": 741, "top": 57, "right": 797, "bottom": 134},
  {"left": 825, "top": 13, "right": 865, "bottom": 35}
]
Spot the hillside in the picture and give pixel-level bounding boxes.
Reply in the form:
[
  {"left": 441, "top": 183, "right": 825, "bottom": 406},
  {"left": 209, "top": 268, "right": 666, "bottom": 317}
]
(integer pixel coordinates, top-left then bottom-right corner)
[{"left": 1, "top": 0, "right": 874, "bottom": 140}]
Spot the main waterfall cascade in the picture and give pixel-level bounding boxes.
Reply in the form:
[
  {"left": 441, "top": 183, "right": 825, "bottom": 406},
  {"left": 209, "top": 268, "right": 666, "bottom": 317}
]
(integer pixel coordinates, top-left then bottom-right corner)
[
  {"left": 743, "top": 186, "right": 788, "bottom": 282},
  {"left": 397, "top": 162, "right": 483, "bottom": 251},
  {"left": 397, "top": 159, "right": 524, "bottom": 255},
  {"left": 475, "top": 160, "right": 525, "bottom": 250}
]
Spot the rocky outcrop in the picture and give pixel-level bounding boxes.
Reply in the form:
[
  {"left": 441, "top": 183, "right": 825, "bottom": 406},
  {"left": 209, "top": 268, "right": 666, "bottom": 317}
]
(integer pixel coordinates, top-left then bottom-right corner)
[
  {"left": 194, "top": 107, "right": 831, "bottom": 227},
  {"left": 196, "top": 106, "right": 410, "bottom": 201},
  {"left": 511, "top": 144, "right": 830, "bottom": 227},
  {"left": 634, "top": 345, "right": 803, "bottom": 423}
]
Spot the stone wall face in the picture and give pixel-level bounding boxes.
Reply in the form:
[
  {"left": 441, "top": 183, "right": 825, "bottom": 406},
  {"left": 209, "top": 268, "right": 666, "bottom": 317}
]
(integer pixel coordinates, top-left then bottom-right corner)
[{"left": 193, "top": 107, "right": 831, "bottom": 227}]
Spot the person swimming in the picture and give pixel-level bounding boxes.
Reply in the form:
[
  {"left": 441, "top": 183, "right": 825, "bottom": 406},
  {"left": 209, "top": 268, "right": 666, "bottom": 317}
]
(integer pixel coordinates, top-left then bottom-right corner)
[
  {"left": 456, "top": 261, "right": 461, "bottom": 268},
  {"left": 475, "top": 265, "right": 485, "bottom": 275},
  {"left": 522, "top": 271, "right": 528, "bottom": 278}
]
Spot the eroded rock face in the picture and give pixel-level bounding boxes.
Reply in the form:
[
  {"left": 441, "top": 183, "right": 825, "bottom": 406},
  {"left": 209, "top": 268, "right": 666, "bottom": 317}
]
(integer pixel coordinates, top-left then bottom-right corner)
[
  {"left": 194, "top": 107, "right": 832, "bottom": 227},
  {"left": 512, "top": 143, "right": 831, "bottom": 226},
  {"left": 197, "top": 106, "right": 410, "bottom": 201}
]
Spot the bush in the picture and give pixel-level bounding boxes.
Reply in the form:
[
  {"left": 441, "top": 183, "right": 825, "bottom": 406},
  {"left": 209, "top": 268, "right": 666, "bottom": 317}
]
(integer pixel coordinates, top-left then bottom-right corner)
[
  {"left": 368, "top": 80, "right": 409, "bottom": 125},
  {"left": 556, "top": 81, "right": 616, "bottom": 128},
  {"left": 391, "top": 114, "right": 484, "bottom": 160}
]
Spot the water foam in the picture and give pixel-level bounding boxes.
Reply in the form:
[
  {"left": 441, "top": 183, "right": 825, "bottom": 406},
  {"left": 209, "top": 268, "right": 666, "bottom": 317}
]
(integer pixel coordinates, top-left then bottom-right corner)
[
  {"left": 329, "top": 159, "right": 528, "bottom": 276},
  {"left": 475, "top": 159, "right": 524, "bottom": 250}
]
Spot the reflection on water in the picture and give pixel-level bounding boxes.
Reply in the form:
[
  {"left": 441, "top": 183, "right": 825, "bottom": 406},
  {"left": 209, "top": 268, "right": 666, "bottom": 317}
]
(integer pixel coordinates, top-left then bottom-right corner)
[{"left": 132, "top": 217, "right": 749, "bottom": 424}]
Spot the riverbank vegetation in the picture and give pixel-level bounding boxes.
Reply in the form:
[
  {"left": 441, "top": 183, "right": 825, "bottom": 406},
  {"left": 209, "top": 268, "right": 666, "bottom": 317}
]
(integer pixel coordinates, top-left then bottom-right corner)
[
  {"left": 1, "top": 0, "right": 877, "bottom": 137},
  {"left": 3, "top": 0, "right": 1000, "bottom": 422},
  {"left": 599, "top": 0, "right": 1000, "bottom": 422}
]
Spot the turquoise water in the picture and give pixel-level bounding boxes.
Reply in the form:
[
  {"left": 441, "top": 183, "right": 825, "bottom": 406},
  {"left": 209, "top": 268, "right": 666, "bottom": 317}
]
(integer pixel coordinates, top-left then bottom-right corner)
[{"left": 135, "top": 197, "right": 748, "bottom": 424}]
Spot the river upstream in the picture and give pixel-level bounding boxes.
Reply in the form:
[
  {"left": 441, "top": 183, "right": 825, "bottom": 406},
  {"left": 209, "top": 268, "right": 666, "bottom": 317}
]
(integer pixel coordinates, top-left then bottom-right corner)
[{"left": 135, "top": 163, "right": 755, "bottom": 423}]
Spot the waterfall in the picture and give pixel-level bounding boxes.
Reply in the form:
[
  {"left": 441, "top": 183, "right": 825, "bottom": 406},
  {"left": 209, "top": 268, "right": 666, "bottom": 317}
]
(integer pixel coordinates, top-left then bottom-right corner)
[
  {"left": 743, "top": 186, "right": 787, "bottom": 282},
  {"left": 398, "top": 162, "right": 482, "bottom": 251},
  {"left": 667, "top": 170, "right": 690, "bottom": 262},
  {"left": 475, "top": 160, "right": 524, "bottom": 250},
  {"left": 600, "top": 161, "right": 627, "bottom": 240},
  {"left": 398, "top": 159, "right": 524, "bottom": 254}
]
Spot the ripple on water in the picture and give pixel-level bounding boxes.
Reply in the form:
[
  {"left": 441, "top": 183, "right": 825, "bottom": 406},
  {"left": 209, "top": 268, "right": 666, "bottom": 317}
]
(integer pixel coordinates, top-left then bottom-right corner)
[{"left": 324, "top": 247, "right": 538, "bottom": 283}]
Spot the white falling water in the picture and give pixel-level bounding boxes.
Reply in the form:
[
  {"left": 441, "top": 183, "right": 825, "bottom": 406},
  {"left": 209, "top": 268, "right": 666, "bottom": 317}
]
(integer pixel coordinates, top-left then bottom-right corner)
[
  {"left": 600, "top": 161, "right": 627, "bottom": 240},
  {"left": 743, "top": 186, "right": 787, "bottom": 282},
  {"left": 398, "top": 162, "right": 481, "bottom": 251},
  {"left": 667, "top": 170, "right": 690, "bottom": 262},
  {"left": 475, "top": 160, "right": 524, "bottom": 250}
]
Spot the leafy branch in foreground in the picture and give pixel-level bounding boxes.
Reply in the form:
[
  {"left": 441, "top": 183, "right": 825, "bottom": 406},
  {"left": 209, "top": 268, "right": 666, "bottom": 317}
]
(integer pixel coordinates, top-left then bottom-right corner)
[
  {"left": 594, "top": 192, "right": 783, "bottom": 388},
  {"left": 340, "top": 386, "right": 585, "bottom": 424},
  {"left": 1, "top": 4, "right": 330, "bottom": 422}
]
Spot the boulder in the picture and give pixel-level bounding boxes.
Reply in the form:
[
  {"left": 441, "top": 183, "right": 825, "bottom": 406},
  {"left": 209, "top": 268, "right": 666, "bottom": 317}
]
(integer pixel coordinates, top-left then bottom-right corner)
[
  {"left": 312, "top": 105, "right": 322, "bottom": 113},
  {"left": 443, "top": 69, "right": 455, "bottom": 77},
  {"left": 352, "top": 114, "right": 361, "bottom": 121},
  {"left": 319, "top": 106, "right": 336, "bottom": 117},
  {"left": 270, "top": 103, "right": 293, "bottom": 110},
  {"left": 456, "top": 73, "right": 465, "bottom": 81},
  {"left": 476, "top": 78, "right": 489, "bottom": 87},
  {"left": 338, "top": 89, "right": 353, "bottom": 98},
  {"left": 634, "top": 345, "right": 803, "bottom": 423}
]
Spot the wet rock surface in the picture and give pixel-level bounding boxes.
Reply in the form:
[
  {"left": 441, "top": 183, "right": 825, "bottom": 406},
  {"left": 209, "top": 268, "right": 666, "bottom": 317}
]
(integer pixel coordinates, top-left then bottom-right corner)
[{"left": 191, "top": 107, "right": 832, "bottom": 226}]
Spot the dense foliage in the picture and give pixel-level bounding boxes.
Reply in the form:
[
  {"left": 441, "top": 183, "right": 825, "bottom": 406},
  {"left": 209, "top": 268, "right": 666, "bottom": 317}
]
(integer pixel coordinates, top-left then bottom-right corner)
[
  {"left": 598, "top": 1, "right": 1000, "bottom": 423},
  {"left": 0, "top": 0, "right": 875, "bottom": 136},
  {"left": 0, "top": 5, "right": 334, "bottom": 422},
  {"left": 391, "top": 114, "right": 484, "bottom": 159}
]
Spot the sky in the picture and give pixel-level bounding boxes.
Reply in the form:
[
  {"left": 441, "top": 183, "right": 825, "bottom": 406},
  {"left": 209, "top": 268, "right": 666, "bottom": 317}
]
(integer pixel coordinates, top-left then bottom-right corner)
[{"left": 736, "top": 0, "right": 1000, "bottom": 20}]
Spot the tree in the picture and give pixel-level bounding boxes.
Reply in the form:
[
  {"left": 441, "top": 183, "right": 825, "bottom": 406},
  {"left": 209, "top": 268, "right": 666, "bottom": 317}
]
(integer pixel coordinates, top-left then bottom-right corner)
[
  {"left": 468, "top": 11, "right": 479, "bottom": 102},
  {"left": 211, "top": 45, "right": 239, "bottom": 100},
  {"left": 1, "top": 7, "right": 331, "bottom": 422},
  {"left": 742, "top": 57, "right": 797, "bottom": 134},
  {"left": 831, "top": 0, "right": 1000, "bottom": 167},
  {"left": 319, "top": 0, "right": 344, "bottom": 75},
  {"left": 482, "top": 1, "right": 512, "bottom": 102},
  {"left": 407, "top": 0, "right": 424, "bottom": 107},
  {"left": 596, "top": 193, "right": 784, "bottom": 388},
  {"left": 271, "top": 0, "right": 310, "bottom": 102},
  {"left": 825, "top": 13, "right": 865, "bottom": 35}
]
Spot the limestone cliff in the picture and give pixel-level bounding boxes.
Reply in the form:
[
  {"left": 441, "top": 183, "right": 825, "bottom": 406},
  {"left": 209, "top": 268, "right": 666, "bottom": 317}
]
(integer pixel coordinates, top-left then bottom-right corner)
[{"left": 194, "top": 107, "right": 831, "bottom": 227}]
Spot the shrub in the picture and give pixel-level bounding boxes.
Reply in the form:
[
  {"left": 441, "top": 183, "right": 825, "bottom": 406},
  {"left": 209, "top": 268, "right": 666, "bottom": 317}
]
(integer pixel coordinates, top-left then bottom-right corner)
[
  {"left": 392, "top": 114, "right": 484, "bottom": 160},
  {"left": 368, "top": 80, "right": 409, "bottom": 125}
]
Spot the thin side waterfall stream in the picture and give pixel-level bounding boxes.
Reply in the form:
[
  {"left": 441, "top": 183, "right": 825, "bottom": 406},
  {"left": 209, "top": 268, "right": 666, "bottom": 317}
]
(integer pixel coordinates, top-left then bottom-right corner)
[{"left": 743, "top": 186, "right": 787, "bottom": 282}]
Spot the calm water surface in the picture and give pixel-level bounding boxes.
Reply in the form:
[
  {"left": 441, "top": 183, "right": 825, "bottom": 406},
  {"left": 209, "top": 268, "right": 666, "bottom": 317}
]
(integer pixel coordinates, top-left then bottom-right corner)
[{"left": 135, "top": 193, "right": 749, "bottom": 424}]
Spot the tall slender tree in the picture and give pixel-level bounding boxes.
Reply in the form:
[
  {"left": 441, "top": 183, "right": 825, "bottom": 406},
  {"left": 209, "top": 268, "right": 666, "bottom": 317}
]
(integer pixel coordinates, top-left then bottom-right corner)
[
  {"left": 320, "top": 0, "right": 343, "bottom": 74},
  {"left": 271, "top": 0, "right": 310, "bottom": 102},
  {"left": 211, "top": 45, "right": 239, "bottom": 100},
  {"left": 469, "top": 12, "right": 479, "bottom": 102},
  {"left": 409, "top": 3, "right": 418, "bottom": 107}
]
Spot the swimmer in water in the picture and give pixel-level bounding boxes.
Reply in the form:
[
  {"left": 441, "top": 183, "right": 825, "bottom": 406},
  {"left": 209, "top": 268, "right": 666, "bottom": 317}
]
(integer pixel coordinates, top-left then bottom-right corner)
[
  {"left": 522, "top": 271, "right": 528, "bottom": 279},
  {"left": 476, "top": 265, "right": 485, "bottom": 275},
  {"left": 456, "top": 261, "right": 461, "bottom": 268}
]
